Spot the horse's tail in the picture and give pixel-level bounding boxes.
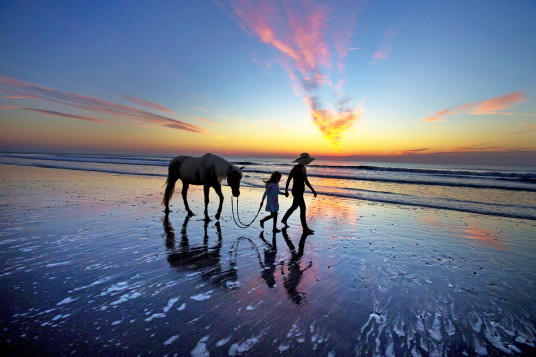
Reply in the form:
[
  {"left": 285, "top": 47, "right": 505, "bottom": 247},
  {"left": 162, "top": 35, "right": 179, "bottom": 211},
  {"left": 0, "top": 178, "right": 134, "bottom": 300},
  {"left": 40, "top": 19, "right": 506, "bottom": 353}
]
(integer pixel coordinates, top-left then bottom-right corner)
[{"left": 162, "top": 158, "right": 181, "bottom": 209}]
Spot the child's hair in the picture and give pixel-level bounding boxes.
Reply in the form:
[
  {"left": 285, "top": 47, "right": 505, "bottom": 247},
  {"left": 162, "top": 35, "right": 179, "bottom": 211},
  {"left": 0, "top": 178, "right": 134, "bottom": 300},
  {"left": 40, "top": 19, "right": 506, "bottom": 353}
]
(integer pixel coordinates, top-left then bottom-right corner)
[{"left": 264, "top": 171, "right": 282, "bottom": 186}]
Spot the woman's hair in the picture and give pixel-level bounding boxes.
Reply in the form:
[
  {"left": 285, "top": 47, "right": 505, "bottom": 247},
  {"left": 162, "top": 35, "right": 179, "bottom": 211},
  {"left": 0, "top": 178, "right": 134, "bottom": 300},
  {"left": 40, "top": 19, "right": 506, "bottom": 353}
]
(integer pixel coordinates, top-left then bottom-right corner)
[{"left": 264, "top": 171, "right": 282, "bottom": 185}]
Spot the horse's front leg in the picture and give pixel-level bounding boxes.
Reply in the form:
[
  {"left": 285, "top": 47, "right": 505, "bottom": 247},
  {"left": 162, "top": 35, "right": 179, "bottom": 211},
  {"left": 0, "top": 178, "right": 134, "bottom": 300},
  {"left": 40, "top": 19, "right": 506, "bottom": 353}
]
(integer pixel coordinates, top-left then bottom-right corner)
[
  {"left": 182, "top": 182, "right": 194, "bottom": 216},
  {"left": 203, "top": 184, "right": 212, "bottom": 221},
  {"left": 213, "top": 183, "right": 224, "bottom": 220}
]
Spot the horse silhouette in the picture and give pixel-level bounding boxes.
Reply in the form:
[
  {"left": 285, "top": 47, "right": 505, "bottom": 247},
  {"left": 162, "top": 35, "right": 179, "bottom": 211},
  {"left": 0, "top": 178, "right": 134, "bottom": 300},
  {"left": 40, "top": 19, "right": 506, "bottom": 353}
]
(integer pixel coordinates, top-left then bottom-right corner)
[{"left": 162, "top": 153, "right": 244, "bottom": 221}]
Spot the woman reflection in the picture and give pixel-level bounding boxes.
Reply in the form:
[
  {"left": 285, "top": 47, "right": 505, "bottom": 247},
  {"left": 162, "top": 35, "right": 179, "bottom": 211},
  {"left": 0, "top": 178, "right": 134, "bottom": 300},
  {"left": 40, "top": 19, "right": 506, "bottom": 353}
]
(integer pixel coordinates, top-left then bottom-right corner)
[{"left": 281, "top": 228, "right": 313, "bottom": 305}]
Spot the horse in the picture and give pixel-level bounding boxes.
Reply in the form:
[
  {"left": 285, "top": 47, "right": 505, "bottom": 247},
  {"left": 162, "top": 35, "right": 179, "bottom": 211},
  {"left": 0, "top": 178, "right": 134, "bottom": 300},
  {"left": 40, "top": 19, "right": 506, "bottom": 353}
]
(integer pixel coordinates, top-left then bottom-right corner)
[{"left": 162, "top": 153, "right": 244, "bottom": 221}]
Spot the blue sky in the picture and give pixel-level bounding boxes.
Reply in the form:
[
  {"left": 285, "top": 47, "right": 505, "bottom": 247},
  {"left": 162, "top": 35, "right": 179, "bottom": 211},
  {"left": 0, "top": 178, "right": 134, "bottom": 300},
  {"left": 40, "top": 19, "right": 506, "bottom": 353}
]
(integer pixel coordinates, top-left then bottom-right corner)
[{"left": 1, "top": 0, "right": 535, "bottom": 164}]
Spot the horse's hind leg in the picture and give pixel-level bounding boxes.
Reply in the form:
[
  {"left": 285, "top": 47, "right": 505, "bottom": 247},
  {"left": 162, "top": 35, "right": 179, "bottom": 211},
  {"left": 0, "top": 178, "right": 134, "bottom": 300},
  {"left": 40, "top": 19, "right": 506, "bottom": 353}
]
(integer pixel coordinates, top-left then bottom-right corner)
[
  {"left": 213, "top": 183, "right": 224, "bottom": 220},
  {"left": 181, "top": 182, "right": 194, "bottom": 216},
  {"left": 203, "top": 184, "right": 212, "bottom": 221}
]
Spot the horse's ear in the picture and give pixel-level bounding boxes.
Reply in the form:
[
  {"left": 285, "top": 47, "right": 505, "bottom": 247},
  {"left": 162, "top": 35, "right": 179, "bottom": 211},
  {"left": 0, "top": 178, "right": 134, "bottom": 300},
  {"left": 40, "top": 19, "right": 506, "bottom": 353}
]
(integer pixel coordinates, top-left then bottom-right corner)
[{"left": 239, "top": 166, "right": 245, "bottom": 171}]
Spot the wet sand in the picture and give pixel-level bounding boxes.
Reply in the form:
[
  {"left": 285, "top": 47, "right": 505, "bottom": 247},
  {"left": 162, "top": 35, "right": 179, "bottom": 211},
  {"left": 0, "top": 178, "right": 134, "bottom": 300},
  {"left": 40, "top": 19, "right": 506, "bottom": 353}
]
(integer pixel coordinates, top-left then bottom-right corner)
[{"left": 1, "top": 164, "right": 535, "bottom": 356}]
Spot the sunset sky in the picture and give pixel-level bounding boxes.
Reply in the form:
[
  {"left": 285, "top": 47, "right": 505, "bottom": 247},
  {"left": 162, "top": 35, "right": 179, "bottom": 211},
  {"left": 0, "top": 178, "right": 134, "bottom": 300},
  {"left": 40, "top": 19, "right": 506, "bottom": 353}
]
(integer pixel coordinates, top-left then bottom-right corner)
[{"left": 1, "top": 0, "right": 535, "bottom": 164}]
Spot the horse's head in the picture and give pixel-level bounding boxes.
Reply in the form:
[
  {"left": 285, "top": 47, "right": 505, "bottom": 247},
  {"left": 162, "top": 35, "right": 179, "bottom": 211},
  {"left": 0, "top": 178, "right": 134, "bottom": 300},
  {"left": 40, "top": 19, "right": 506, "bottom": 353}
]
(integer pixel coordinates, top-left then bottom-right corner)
[{"left": 227, "top": 165, "right": 244, "bottom": 197}]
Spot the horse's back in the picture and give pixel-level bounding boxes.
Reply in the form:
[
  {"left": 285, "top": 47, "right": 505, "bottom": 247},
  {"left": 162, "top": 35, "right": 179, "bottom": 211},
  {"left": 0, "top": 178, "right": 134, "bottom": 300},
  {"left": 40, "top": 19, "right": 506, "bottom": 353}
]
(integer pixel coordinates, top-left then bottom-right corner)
[{"left": 174, "top": 153, "right": 228, "bottom": 185}]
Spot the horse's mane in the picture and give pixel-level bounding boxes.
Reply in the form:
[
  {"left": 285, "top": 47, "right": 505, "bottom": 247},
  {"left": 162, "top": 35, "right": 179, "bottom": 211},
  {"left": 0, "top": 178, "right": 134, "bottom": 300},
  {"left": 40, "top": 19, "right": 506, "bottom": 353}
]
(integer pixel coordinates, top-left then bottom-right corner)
[{"left": 201, "top": 153, "right": 238, "bottom": 182}]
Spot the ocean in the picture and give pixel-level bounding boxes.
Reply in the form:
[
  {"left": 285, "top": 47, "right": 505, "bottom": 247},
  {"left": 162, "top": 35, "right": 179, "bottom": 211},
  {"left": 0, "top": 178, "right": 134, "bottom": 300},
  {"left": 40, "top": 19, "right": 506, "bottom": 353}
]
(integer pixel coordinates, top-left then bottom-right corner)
[{"left": 1, "top": 152, "right": 535, "bottom": 220}]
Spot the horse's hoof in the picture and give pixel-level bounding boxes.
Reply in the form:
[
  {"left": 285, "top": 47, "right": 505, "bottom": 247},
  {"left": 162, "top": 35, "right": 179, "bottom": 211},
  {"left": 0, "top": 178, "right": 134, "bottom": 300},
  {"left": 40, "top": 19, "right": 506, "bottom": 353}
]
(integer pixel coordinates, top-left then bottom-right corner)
[
  {"left": 204, "top": 217, "right": 212, "bottom": 222},
  {"left": 187, "top": 211, "right": 195, "bottom": 217},
  {"left": 215, "top": 213, "right": 220, "bottom": 220}
]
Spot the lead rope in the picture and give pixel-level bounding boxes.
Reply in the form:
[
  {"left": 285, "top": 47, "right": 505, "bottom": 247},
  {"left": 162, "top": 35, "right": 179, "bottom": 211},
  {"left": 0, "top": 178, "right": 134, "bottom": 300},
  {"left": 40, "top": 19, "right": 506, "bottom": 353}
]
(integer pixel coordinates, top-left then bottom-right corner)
[{"left": 231, "top": 196, "right": 262, "bottom": 228}]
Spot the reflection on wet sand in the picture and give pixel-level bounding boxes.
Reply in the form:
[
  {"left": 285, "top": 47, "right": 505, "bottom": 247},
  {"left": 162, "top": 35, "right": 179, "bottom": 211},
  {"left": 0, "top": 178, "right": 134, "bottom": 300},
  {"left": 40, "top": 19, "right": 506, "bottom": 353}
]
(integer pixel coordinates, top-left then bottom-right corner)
[
  {"left": 419, "top": 214, "right": 506, "bottom": 251},
  {"left": 281, "top": 228, "right": 313, "bottom": 305},
  {"left": 163, "top": 216, "right": 238, "bottom": 288},
  {"left": 258, "top": 232, "right": 277, "bottom": 288}
]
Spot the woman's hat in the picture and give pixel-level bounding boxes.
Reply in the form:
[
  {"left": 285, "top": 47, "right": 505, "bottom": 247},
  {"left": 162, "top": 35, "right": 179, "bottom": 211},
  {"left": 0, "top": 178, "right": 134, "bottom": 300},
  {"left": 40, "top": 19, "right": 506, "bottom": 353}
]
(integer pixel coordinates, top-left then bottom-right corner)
[{"left": 293, "top": 153, "right": 315, "bottom": 165}]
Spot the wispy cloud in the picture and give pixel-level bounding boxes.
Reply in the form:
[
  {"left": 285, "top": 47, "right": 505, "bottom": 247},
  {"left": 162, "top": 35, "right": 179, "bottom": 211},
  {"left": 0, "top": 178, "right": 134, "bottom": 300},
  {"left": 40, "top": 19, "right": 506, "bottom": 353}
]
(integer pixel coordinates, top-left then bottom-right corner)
[
  {"left": 509, "top": 122, "right": 536, "bottom": 135},
  {"left": 471, "top": 91, "right": 527, "bottom": 115},
  {"left": 395, "top": 148, "right": 430, "bottom": 155},
  {"left": 21, "top": 107, "right": 105, "bottom": 123},
  {"left": 423, "top": 91, "right": 531, "bottom": 122},
  {"left": 0, "top": 76, "right": 204, "bottom": 133},
  {"left": 121, "top": 94, "right": 174, "bottom": 114},
  {"left": 222, "top": 0, "right": 361, "bottom": 149},
  {"left": 372, "top": 29, "right": 397, "bottom": 64},
  {"left": 194, "top": 116, "right": 222, "bottom": 126}
]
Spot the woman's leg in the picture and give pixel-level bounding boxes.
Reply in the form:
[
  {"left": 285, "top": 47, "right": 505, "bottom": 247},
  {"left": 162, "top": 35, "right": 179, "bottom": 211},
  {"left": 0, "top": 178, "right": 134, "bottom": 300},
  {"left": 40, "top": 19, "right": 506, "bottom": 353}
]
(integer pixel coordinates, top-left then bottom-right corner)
[
  {"left": 297, "top": 195, "right": 314, "bottom": 233},
  {"left": 282, "top": 196, "right": 299, "bottom": 225}
]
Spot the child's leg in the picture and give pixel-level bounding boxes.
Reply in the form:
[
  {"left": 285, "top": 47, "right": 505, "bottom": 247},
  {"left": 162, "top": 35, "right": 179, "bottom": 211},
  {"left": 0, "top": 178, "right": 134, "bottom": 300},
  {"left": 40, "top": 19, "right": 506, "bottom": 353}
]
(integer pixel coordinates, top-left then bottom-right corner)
[
  {"left": 272, "top": 212, "right": 280, "bottom": 232},
  {"left": 260, "top": 213, "right": 274, "bottom": 229},
  {"left": 260, "top": 215, "right": 268, "bottom": 228}
]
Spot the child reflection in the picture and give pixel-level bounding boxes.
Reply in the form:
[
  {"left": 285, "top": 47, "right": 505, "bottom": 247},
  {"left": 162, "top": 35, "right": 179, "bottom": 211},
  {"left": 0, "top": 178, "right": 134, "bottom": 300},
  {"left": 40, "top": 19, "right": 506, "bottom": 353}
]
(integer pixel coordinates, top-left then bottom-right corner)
[
  {"left": 162, "top": 215, "right": 238, "bottom": 288},
  {"left": 258, "top": 232, "right": 277, "bottom": 288},
  {"left": 281, "top": 228, "right": 313, "bottom": 305}
]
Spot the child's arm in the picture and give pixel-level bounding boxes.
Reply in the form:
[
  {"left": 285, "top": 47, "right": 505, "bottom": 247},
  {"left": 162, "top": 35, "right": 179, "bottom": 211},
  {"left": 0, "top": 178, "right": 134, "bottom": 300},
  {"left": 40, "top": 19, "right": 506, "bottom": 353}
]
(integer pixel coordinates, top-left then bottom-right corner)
[{"left": 260, "top": 188, "right": 267, "bottom": 207}]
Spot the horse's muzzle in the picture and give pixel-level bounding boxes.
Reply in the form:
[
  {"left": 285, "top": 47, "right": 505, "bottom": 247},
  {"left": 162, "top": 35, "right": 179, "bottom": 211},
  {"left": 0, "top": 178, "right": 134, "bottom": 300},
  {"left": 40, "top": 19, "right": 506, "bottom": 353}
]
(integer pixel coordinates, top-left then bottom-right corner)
[{"left": 232, "top": 190, "right": 240, "bottom": 197}]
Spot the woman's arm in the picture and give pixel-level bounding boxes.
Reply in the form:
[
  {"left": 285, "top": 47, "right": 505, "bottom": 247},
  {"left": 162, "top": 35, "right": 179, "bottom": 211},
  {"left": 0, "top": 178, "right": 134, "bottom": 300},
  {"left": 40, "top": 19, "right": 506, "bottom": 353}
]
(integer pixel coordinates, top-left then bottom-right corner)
[
  {"left": 304, "top": 170, "right": 317, "bottom": 197},
  {"left": 284, "top": 169, "right": 294, "bottom": 197}
]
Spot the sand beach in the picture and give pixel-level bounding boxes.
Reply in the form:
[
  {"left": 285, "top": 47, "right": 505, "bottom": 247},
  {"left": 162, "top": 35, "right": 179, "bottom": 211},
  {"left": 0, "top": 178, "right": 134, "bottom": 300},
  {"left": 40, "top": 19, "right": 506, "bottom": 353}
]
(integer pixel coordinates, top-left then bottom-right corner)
[{"left": 1, "top": 164, "right": 535, "bottom": 356}]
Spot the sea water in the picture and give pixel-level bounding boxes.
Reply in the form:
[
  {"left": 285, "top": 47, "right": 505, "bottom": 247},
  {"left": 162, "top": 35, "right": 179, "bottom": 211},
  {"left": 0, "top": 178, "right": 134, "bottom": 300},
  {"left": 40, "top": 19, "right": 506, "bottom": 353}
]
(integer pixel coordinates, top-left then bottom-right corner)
[{"left": 1, "top": 152, "right": 535, "bottom": 220}]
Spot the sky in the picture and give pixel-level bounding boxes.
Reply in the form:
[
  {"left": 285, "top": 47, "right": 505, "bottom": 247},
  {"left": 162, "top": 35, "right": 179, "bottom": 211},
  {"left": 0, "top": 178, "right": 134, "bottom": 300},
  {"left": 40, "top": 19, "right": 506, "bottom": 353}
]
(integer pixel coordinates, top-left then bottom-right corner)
[{"left": 1, "top": 0, "right": 535, "bottom": 165}]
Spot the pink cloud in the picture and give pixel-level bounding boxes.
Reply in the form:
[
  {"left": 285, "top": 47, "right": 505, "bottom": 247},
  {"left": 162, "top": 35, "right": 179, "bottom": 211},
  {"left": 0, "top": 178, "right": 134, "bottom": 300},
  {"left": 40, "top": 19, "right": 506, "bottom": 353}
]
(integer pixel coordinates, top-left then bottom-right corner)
[
  {"left": 223, "top": 0, "right": 361, "bottom": 147},
  {"left": 0, "top": 76, "right": 204, "bottom": 133},
  {"left": 422, "top": 91, "right": 531, "bottom": 122},
  {"left": 471, "top": 91, "right": 527, "bottom": 115},
  {"left": 372, "top": 29, "right": 397, "bottom": 64},
  {"left": 193, "top": 116, "right": 222, "bottom": 126},
  {"left": 121, "top": 94, "right": 175, "bottom": 114}
]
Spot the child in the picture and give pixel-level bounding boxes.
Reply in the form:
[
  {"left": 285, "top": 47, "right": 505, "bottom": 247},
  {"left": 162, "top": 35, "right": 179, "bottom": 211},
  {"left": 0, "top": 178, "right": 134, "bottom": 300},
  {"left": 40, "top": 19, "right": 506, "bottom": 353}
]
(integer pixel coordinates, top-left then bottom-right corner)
[{"left": 259, "top": 171, "right": 282, "bottom": 233}]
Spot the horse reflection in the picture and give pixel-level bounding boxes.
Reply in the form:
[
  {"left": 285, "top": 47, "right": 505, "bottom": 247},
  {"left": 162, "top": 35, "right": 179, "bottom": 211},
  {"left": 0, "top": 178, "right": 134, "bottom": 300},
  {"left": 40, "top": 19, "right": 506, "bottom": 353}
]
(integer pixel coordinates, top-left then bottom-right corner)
[
  {"left": 163, "top": 216, "right": 238, "bottom": 289},
  {"left": 281, "top": 228, "right": 313, "bottom": 305}
]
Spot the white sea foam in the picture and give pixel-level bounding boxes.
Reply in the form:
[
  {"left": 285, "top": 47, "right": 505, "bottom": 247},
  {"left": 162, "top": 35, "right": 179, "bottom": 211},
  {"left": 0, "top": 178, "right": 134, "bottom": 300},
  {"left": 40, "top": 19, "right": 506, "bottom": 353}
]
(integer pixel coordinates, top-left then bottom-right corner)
[
  {"left": 164, "top": 297, "right": 179, "bottom": 312},
  {"left": 110, "top": 292, "right": 141, "bottom": 305},
  {"left": 190, "top": 291, "right": 213, "bottom": 301},
  {"left": 145, "top": 313, "right": 166, "bottom": 322},
  {"left": 46, "top": 261, "right": 71, "bottom": 267},
  {"left": 163, "top": 334, "right": 180, "bottom": 345},
  {"left": 228, "top": 336, "right": 261, "bottom": 355},
  {"left": 100, "top": 282, "right": 129, "bottom": 296},
  {"left": 71, "top": 276, "right": 113, "bottom": 292},
  {"left": 216, "top": 336, "right": 231, "bottom": 347},
  {"left": 191, "top": 335, "right": 210, "bottom": 357},
  {"left": 57, "top": 297, "right": 77, "bottom": 306}
]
